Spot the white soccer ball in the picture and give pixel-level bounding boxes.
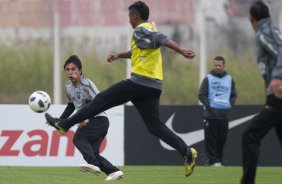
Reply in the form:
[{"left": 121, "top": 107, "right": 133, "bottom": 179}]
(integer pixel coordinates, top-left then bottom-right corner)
[{"left": 28, "top": 91, "right": 51, "bottom": 113}]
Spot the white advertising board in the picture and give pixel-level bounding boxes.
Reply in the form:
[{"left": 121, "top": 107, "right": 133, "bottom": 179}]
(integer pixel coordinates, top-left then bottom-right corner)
[{"left": 0, "top": 105, "right": 124, "bottom": 166}]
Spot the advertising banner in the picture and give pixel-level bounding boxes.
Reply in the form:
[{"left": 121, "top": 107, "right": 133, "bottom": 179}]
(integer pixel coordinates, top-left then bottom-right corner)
[
  {"left": 0, "top": 105, "right": 124, "bottom": 166},
  {"left": 124, "top": 105, "right": 282, "bottom": 166}
]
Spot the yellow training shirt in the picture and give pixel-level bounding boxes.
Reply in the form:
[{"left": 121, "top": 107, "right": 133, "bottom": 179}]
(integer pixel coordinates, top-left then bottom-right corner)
[{"left": 130, "top": 22, "right": 163, "bottom": 80}]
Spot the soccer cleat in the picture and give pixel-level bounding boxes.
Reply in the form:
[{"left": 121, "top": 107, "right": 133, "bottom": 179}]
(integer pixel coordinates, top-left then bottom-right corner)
[
  {"left": 212, "top": 162, "right": 223, "bottom": 167},
  {"left": 183, "top": 147, "right": 197, "bottom": 177},
  {"left": 105, "top": 171, "right": 124, "bottom": 181},
  {"left": 45, "top": 113, "right": 67, "bottom": 135},
  {"left": 79, "top": 164, "right": 101, "bottom": 176}
]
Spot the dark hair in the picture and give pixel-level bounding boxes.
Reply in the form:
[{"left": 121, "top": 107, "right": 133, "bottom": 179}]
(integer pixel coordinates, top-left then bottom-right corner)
[
  {"left": 128, "top": 1, "right": 149, "bottom": 21},
  {"left": 64, "top": 55, "right": 82, "bottom": 73},
  {"left": 250, "top": 1, "right": 270, "bottom": 21},
  {"left": 214, "top": 56, "right": 225, "bottom": 64}
]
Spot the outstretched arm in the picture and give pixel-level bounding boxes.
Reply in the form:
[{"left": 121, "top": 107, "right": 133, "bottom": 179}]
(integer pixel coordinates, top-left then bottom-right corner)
[
  {"left": 164, "top": 40, "right": 196, "bottom": 59},
  {"left": 133, "top": 26, "right": 196, "bottom": 59},
  {"left": 107, "top": 51, "right": 131, "bottom": 63}
]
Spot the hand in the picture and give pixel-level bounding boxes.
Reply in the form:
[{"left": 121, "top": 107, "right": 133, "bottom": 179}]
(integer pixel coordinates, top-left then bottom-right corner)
[
  {"left": 267, "top": 78, "right": 282, "bottom": 98},
  {"left": 180, "top": 49, "right": 196, "bottom": 59},
  {"left": 77, "top": 119, "right": 89, "bottom": 128},
  {"left": 107, "top": 54, "right": 118, "bottom": 63}
]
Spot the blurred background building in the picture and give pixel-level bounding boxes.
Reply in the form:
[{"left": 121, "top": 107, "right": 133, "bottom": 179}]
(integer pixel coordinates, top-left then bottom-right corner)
[
  {"left": 0, "top": 0, "right": 195, "bottom": 53},
  {"left": 0, "top": 0, "right": 280, "bottom": 52}
]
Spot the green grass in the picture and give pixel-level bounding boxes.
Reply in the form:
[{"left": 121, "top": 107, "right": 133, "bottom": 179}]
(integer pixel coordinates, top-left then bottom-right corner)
[{"left": 0, "top": 166, "right": 281, "bottom": 184}]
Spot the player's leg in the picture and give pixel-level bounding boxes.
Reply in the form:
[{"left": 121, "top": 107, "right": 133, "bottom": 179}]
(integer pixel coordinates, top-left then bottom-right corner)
[
  {"left": 241, "top": 107, "right": 280, "bottom": 184},
  {"left": 45, "top": 80, "right": 142, "bottom": 133},
  {"left": 132, "top": 92, "right": 187, "bottom": 154},
  {"left": 217, "top": 118, "right": 228, "bottom": 165},
  {"left": 88, "top": 116, "right": 123, "bottom": 180},
  {"left": 73, "top": 129, "right": 101, "bottom": 175},
  {"left": 204, "top": 118, "right": 218, "bottom": 165},
  {"left": 132, "top": 94, "right": 197, "bottom": 177},
  {"left": 97, "top": 155, "right": 123, "bottom": 181},
  {"left": 274, "top": 114, "right": 282, "bottom": 147}
]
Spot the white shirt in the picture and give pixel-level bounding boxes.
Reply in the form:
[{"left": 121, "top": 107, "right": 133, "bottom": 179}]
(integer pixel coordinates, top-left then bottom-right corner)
[{"left": 64, "top": 75, "right": 106, "bottom": 117}]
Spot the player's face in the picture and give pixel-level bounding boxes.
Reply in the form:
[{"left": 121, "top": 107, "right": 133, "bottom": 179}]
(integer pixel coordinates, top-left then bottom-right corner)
[
  {"left": 249, "top": 15, "right": 257, "bottom": 31},
  {"left": 212, "top": 60, "right": 225, "bottom": 75},
  {"left": 128, "top": 9, "right": 138, "bottom": 28},
  {"left": 64, "top": 63, "right": 81, "bottom": 84}
]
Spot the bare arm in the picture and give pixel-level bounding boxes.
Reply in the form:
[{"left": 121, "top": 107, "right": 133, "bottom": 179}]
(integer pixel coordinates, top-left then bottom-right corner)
[
  {"left": 164, "top": 40, "right": 196, "bottom": 59},
  {"left": 133, "top": 26, "right": 195, "bottom": 59},
  {"left": 107, "top": 51, "right": 131, "bottom": 63}
]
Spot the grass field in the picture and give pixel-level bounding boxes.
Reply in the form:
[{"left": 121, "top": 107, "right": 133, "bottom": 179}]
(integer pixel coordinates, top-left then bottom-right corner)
[{"left": 0, "top": 166, "right": 280, "bottom": 184}]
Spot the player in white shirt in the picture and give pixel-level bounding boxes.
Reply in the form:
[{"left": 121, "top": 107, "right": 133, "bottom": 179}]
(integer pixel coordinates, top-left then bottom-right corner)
[{"left": 60, "top": 55, "right": 123, "bottom": 181}]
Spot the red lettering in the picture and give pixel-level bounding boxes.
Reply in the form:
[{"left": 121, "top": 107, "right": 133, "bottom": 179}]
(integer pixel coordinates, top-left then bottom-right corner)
[
  {"left": 0, "top": 130, "right": 108, "bottom": 157},
  {"left": 0, "top": 130, "right": 22, "bottom": 156},
  {"left": 49, "top": 131, "right": 75, "bottom": 156},
  {"left": 23, "top": 130, "right": 48, "bottom": 156}
]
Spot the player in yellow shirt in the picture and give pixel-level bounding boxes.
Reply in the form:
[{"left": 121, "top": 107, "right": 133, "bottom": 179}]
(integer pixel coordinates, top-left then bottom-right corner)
[{"left": 45, "top": 1, "right": 197, "bottom": 177}]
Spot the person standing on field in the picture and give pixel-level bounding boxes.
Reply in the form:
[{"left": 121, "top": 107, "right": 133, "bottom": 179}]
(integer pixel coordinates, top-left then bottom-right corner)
[
  {"left": 60, "top": 55, "right": 123, "bottom": 181},
  {"left": 241, "top": 1, "right": 282, "bottom": 184},
  {"left": 198, "top": 56, "right": 237, "bottom": 167},
  {"left": 45, "top": 1, "right": 197, "bottom": 177}
]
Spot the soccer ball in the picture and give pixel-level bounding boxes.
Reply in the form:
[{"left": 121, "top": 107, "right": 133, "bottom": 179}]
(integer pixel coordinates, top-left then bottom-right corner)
[{"left": 28, "top": 91, "right": 51, "bottom": 113}]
